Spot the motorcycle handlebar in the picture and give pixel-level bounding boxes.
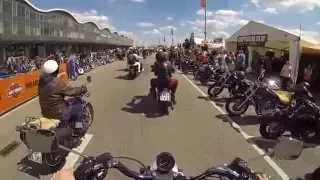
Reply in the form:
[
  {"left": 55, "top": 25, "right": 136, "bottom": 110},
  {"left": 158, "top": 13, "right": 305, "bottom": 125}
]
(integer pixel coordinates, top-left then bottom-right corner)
[{"left": 74, "top": 153, "right": 257, "bottom": 180}]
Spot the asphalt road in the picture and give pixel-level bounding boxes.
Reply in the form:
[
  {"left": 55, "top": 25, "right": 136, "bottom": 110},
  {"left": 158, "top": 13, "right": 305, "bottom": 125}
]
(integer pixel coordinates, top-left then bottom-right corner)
[{"left": 0, "top": 55, "right": 317, "bottom": 180}]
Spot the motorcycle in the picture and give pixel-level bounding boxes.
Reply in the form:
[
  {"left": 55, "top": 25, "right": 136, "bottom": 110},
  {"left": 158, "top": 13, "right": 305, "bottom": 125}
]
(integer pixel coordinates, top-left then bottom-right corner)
[
  {"left": 128, "top": 65, "right": 139, "bottom": 80},
  {"left": 15, "top": 76, "right": 94, "bottom": 167},
  {"left": 207, "top": 71, "right": 245, "bottom": 97},
  {"left": 75, "top": 59, "right": 85, "bottom": 75},
  {"left": 259, "top": 85, "right": 318, "bottom": 142},
  {"left": 225, "top": 69, "right": 292, "bottom": 116},
  {"left": 181, "top": 59, "right": 198, "bottom": 74},
  {"left": 31, "top": 133, "right": 303, "bottom": 180},
  {"left": 151, "top": 65, "right": 174, "bottom": 114},
  {"left": 157, "top": 87, "right": 173, "bottom": 114}
]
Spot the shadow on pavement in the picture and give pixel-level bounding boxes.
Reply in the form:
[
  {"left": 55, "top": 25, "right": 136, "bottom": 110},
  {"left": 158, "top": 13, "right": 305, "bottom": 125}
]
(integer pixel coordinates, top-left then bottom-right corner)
[
  {"left": 17, "top": 156, "right": 63, "bottom": 179},
  {"left": 117, "top": 68, "right": 128, "bottom": 72},
  {"left": 233, "top": 115, "right": 261, "bottom": 126},
  {"left": 121, "top": 95, "right": 165, "bottom": 118},
  {"left": 246, "top": 136, "right": 276, "bottom": 152},
  {"left": 215, "top": 114, "right": 260, "bottom": 126},
  {"left": 114, "top": 75, "right": 131, "bottom": 80},
  {"left": 197, "top": 96, "right": 228, "bottom": 107}
]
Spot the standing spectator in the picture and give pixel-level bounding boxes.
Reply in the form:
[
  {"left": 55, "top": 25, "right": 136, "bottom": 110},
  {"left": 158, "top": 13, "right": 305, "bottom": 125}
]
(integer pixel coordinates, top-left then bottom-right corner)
[
  {"left": 68, "top": 52, "right": 77, "bottom": 81},
  {"left": 280, "top": 61, "right": 292, "bottom": 90},
  {"left": 236, "top": 50, "right": 246, "bottom": 71},
  {"left": 304, "top": 64, "right": 313, "bottom": 83},
  {"left": 227, "top": 52, "right": 236, "bottom": 72}
]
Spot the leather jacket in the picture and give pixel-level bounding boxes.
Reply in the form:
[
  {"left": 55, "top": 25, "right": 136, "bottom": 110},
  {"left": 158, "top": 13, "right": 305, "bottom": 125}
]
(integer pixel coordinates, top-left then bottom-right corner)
[
  {"left": 38, "top": 74, "right": 85, "bottom": 119},
  {"left": 153, "top": 61, "right": 174, "bottom": 83}
]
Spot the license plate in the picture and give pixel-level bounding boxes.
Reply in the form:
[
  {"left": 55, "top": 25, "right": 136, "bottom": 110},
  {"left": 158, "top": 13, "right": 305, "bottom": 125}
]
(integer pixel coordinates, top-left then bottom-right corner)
[
  {"left": 160, "top": 92, "right": 171, "bottom": 101},
  {"left": 28, "top": 152, "right": 42, "bottom": 164}
]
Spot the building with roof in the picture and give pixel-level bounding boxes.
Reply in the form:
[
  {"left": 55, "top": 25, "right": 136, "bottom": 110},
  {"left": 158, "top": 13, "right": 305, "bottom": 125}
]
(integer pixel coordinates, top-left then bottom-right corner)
[
  {"left": 225, "top": 21, "right": 320, "bottom": 84},
  {"left": 0, "top": 0, "right": 133, "bottom": 64}
]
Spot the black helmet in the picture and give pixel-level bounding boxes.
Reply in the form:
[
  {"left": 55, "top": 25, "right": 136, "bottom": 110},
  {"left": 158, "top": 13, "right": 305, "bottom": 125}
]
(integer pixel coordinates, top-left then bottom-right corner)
[{"left": 156, "top": 51, "right": 167, "bottom": 62}]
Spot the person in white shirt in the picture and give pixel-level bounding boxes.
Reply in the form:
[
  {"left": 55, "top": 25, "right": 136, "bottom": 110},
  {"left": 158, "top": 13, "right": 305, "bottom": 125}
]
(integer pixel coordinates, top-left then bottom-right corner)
[{"left": 280, "top": 61, "right": 292, "bottom": 89}]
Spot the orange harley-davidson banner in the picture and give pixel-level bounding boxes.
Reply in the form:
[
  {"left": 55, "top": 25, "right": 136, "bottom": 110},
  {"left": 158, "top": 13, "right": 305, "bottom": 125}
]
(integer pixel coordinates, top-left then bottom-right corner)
[{"left": 0, "top": 63, "right": 68, "bottom": 115}]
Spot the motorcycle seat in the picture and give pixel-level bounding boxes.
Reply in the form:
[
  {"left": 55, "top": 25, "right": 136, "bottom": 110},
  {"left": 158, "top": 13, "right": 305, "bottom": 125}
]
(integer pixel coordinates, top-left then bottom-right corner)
[
  {"left": 22, "top": 118, "right": 61, "bottom": 130},
  {"left": 272, "top": 90, "right": 293, "bottom": 104}
]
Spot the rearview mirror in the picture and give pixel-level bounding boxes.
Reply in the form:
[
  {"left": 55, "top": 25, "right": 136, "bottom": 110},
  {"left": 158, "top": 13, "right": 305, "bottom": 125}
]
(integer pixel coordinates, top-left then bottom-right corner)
[
  {"left": 273, "top": 137, "right": 303, "bottom": 160},
  {"left": 86, "top": 76, "right": 92, "bottom": 83}
]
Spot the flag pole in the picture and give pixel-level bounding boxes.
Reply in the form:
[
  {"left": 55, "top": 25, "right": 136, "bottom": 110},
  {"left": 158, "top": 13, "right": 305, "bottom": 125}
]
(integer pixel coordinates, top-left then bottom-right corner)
[{"left": 204, "top": 1, "right": 207, "bottom": 40}]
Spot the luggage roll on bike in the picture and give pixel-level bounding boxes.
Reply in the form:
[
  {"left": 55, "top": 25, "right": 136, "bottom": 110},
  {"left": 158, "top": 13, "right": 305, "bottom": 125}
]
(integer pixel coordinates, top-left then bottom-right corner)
[
  {"left": 35, "top": 132, "right": 304, "bottom": 180},
  {"left": 15, "top": 76, "right": 94, "bottom": 167}
]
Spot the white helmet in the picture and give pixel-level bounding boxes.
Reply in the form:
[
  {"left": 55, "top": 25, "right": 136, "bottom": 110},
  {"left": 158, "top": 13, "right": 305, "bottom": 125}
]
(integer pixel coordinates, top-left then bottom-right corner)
[{"left": 42, "top": 60, "right": 59, "bottom": 74}]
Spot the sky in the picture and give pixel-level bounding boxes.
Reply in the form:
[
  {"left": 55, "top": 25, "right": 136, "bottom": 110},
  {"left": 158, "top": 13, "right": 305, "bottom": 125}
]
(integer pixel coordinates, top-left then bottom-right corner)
[{"left": 31, "top": 0, "right": 320, "bottom": 46}]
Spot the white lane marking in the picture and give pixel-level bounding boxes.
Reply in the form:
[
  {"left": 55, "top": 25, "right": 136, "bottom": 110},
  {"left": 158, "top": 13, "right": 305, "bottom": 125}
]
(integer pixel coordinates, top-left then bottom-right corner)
[
  {"left": 62, "top": 134, "right": 93, "bottom": 169},
  {"left": 178, "top": 71, "right": 290, "bottom": 180}
]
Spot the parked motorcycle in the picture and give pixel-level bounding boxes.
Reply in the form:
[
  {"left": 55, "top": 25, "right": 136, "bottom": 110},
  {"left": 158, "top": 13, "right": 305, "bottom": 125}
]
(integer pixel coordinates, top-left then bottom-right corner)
[
  {"left": 75, "top": 59, "right": 84, "bottom": 75},
  {"left": 225, "top": 70, "right": 291, "bottom": 116},
  {"left": 16, "top": 76, "right": 94, "bottom": 167},
  {"left": 30, "top": 133, "right": 303, "bottom": 180},
  {"left": 207, "top": 71, "right": 245, "bottom": 97},
  {"left": 259, "top": 84, "right": 318, "bottom": 142}
]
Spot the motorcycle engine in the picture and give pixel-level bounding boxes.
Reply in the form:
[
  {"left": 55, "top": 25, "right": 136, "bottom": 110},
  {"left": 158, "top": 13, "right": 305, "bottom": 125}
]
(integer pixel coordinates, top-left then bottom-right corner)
[{"left": 256, "top": 96, "right": 277, "bottom": 116}]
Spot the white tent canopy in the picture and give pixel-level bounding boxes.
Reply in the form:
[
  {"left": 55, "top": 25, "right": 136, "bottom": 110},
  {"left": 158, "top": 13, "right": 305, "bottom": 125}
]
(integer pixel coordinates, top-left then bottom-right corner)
[{"left": 225, "top": 21, "right": 316, "bottom": 84}]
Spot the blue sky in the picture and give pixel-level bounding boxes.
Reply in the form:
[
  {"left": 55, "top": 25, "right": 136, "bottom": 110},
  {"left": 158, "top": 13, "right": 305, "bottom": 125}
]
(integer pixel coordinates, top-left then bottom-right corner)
[{"left": 31, "top": 0, "right": 320, "bottom": 45}]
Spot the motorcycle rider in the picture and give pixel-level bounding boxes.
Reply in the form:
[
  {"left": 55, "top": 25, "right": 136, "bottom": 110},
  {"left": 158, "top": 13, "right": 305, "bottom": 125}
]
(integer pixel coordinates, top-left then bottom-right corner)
[
  {"left": 39, "top": 60, "right": 88, "bottom": 135},
  {"left": 150, "top": 50, "right": 178, "bottom": 104},
  {"left": 127, "top": 49, "right": 144, "bottom": 73}
]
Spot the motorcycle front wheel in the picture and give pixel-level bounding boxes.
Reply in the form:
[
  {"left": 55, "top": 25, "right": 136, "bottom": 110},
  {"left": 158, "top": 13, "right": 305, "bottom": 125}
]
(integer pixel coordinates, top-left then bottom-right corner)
[
  {"left": 193, "top": 69, "right": 201, "bottom": 80},
  {"left": 225, "top": 96, "right": 249, "bottom": 116},
  {"left": 207, "top": 83, "right": 224, "bottom": 97},
  {"left": 259, "top": 119, "right": 285, "bottom": 139}
]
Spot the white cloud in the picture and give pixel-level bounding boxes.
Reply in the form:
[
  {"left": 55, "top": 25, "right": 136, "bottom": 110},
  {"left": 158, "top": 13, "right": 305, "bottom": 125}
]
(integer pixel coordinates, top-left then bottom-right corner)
[
  {"left": 251, "top": 0, "right": 320, "bottom": 13},
  {"left": 317, "top": 21, "right": 320, "bottom": 25},
  {"left": 212, "top": 31, "right": 230, "bottom": 38},
  {"left": 118, "top": 30, "right": 135, "bottom": 38},
  {"left": 263, "top": 7, "right": 278, "bottom": 14},
  {"left": 71, "top": 9, "right": 115, "bottom": 31},
  {"left": 189, "top": 9, "right": 248, "bottom": 32},
  {"left": 166, "top": 17, "right": 173, "bottom": 20},
  {"left": 196, "top": 9, "right": 214, "bottom": 16},
  {"left": 180, "top": 23, "right": 186, "bottom": 26},
  {"left": 142, "top": 29, "right": 162, "bottom": 35},
  {"left": 137, "top": 22, "right": 155, "bottom": 27},
  {"left": 130, "top": 0, "right": 144, "bottom": 3},
  {"left": 158, "top": 25, "right": 177, "bottom": 31}
]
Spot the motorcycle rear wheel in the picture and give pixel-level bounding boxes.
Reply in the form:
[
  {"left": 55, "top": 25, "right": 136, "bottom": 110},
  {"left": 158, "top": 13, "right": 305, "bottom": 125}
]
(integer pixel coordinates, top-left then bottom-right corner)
[
  {"left": 225, "top": 96, "right": 249, "bottom": 116},
  {"left": 84, "top": 103, "right": 94, "bottom": 128},
  {"left": 259, "top": 119, "right": 285, "bottom": 139}
]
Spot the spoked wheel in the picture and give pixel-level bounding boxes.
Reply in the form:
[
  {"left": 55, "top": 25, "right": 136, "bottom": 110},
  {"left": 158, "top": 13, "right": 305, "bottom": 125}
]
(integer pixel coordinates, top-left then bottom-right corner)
[
  {"left": 259, "top": 119, "right": 285, "bottom": 139},
  {"left": 193, "top": 69, "right": 201, "bottom": 80},
  {"left": 225, "top": 96, "right": 249, "bottom": 116},
  {"left": 207, "top": 83, "right": 223, "bottom": 97},
  {"left": 83, "top": 103, "right": 94, "bottom": 130},
  {"left": 44, "top": 152, "right": 64, "bottom": 167}
]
